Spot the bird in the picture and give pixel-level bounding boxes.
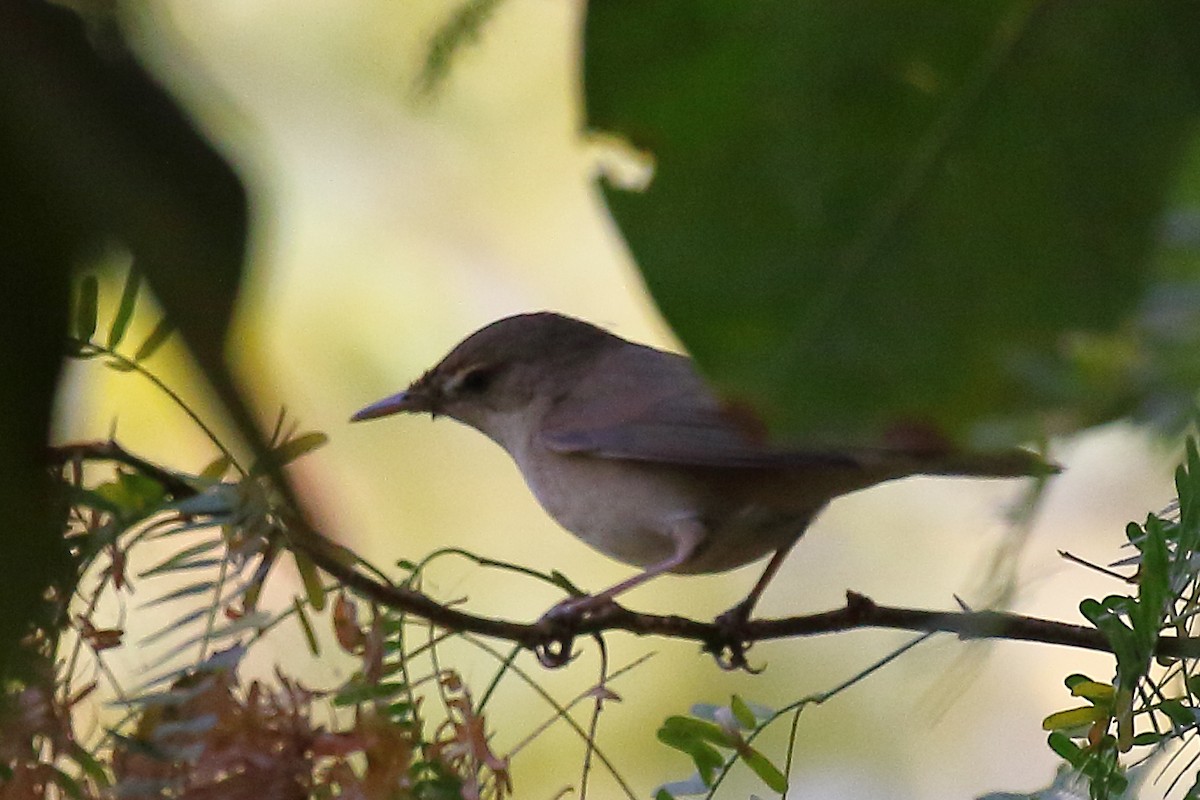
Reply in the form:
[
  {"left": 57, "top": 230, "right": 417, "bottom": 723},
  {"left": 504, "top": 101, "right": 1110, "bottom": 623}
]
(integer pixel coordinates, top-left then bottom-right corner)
[{"left": 351, "top": 311, "right": 1052, "bottom": 633}]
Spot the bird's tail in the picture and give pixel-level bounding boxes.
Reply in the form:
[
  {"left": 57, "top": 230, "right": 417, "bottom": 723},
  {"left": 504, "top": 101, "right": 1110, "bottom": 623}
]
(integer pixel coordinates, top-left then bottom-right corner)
[{"left": 909, "top": 447, "right": 1059, "bottom": 479}]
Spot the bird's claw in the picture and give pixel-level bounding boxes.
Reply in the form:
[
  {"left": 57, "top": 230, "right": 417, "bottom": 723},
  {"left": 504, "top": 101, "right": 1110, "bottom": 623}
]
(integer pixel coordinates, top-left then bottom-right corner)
[
  {"left": 533, "top": 595, "right": 617, "bottom": 668},
  {"left": 705, "top": 601, "right": 765, "bottom": 673},
  {"left": 534, "top": 634, "right": 577, "bottom": 668}
]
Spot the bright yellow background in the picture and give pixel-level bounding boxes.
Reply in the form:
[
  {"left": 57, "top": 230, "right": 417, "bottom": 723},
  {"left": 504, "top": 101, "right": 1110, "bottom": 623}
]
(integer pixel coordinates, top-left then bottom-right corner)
[{"left": 54, "top": 2, "right": 1179, "bottom": 797}]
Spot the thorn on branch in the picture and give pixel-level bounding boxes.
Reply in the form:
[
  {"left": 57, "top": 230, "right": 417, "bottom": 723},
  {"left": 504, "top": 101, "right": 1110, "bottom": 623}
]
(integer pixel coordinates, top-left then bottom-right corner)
[{"left": 845, "top": 590, "right": 876, "bottom": 620}]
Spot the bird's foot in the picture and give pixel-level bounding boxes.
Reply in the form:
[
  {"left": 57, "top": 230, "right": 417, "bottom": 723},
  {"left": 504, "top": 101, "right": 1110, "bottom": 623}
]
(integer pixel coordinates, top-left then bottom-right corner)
[
  {"left": 533, "top": 594, "right": 619, "bottom": 668},
  {"left": 544, "top": 593, "right": 619, "bottom": 622},
  {"left": 706, "top": 600, "right": 764, "bottom": 673}
]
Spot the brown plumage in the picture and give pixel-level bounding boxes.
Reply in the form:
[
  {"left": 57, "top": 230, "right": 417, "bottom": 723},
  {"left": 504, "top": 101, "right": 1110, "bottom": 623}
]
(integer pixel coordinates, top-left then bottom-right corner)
[{"left": 353, "top": 312, "right": 1053, "bottom": 621}]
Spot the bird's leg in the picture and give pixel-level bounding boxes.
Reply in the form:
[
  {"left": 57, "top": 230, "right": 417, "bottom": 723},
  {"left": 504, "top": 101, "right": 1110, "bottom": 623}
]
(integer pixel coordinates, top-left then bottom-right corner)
[
  {"left": 542, "top": 518, "right": 706, "bottom": 621},
  {"left": 535, "top": 520, "right": 706, "bottom": 668},
  {"left": 710, "top": 537, "right": 796, "bottom": 638},
  {"left": 704, "top": 543, "right": 796, "bottom": 671}
]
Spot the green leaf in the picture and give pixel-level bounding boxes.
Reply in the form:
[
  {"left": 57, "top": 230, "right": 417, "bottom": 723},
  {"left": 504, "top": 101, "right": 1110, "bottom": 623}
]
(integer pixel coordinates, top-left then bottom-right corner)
[
  {"left": 199, "top": 455, "right": 232, "bottom": 481},
  {"left": 93, "top": 471, "right": 168, "bottom": 519},
  {"left": 66, "top": 485, "right": 126, "bottom": 518},
  {"left": 658, "top": 715, "right": 736, "bottom": 748},
  {"left": 1133, "top": 516, "right": 1170, "bottom": 648},
  {"left": 689, "top": 742, "right": 725, "bottom": 787},
  {"left": 1080, "top": 597, "right": 1142, "bottom": 687},
  {"left": 585, "top": 1, "right": 1199, "bottom": 445},
  {"left": 657, "top": 716, "right": 737, "bottom": 787},
  {"left": 385, "top": 700, "right": 414, "bottom": 722},
  {"left": 730, "top": 694, "right": 757, "bottom": 729},
  {"left": 1125, "top": 521, "right": 1145, "bottom": 547},
  {"left": 134, "top": 318, "right": 174, "bottom": 362},
  {"left": 1069, "top": 680, "right": 1114, "bottom": 702},
  {"left": 1042, "top": 706, "right": 1107, "bottom": 732},
  {"left": 332, "top": 680, "right": 408, "bottom": 706},
  {"left": 1064, "top": 674, "right": 1097, "bottom": 691},
  {"left": 141, "top": 580, "right": 217, "bottom": 608},
  {"left": 416, "top": 0, "right": 505, "bottom": 97},
  {"left": 108, "top": 267, "right": 141, "bottom": 348},
  {"left": 65, "top": 743, "right": 111, "bottom": 788},
  {"left": 1187, "top": 436, "right": 1200, "bottom": 485},
  {"left": 743, "top": 748, "right": 787, "bottom": 793},
  {"left": 1046, "top": 731, "right": 1084, "bottom": 766},
  {"left": 268, "top": 431, "right": 328, "bottom": 467},
  {"left": 293, "top": 596, "right": 320, "bottom": 656},
  {"left": 139, "top": 539, "right": 224, "bottom": 578},
  {"left": 1130, "top": 731, "right": 1164, "bottom": 747},
  {"left": 75, "top": 274, "right": 98, "bottom": 342},
  {"left": 295, "top": 552, "right": 326, "bottom": 612},
  {"left": 1158, "top": 698, "right": 1195, "bottom": 727},
  {"left": 152, "top": 612, "right": 269, "bottom": 652},
  {"left": 47, "top": 765, "right": 84, "bottom": 800},
  {"left": 1179, "top": 441, "right": 1200, "bottom": 553},
  {"left": 139, "top": 607, "right": 214, "bottom": 646},
  {"left": 105, "top": 358, "right": 137, "bottom": 372}
]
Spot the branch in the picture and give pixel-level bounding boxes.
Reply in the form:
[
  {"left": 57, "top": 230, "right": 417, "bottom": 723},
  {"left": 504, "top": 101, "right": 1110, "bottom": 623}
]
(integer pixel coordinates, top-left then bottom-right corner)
[
  {"left": 55, "top": 440, "right": 1200, "bottom": 670},
  {"left": 297, "top": 529, "right": 1200, "bottom": 666},
  {"left": 50, "top": 440, "right": 196, "bottom": 498}
]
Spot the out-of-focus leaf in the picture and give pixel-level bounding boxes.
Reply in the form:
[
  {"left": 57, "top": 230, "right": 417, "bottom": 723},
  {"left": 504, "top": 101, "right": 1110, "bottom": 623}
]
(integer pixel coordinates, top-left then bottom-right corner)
[
  {"left": 47, "top": 765, "right": 84, "bottom": 800},
  {"left": 295, "top": 552, "right": 327, "bottom": 612},
  {"left": 75, "top": 274, "right": 98, "bottom": 343},
  {"left": 1068, "top": 681, "right": 1114, "bottom": 703},
  {"left": 105, "top": 357, "right": 137, "bottom": 372},
  {"left": 268, "top": 431, "right": 328, "bottom": 468},
  {"left": 1046, "top": 732, "right": 1084, "bottom": 766},
  {"left": 141, "top": 580, "right": 217, "bottom": 608},
  {"left": 332, "top": 680, "right": 407, "bottom": 707},
  {"left": 586, "top": 0, "right": 1200, "bottom": 445},
  {"left": 658, "top": 715, "right": 735, "bottom": 748},
  {"left": 139, "top": 540, "right": 224, "bottom": 578},
  {"left": 65, "top": 744, "right": 110, "bottom": 788},
  {"left": 133, "top": 318, "right": 173, "bottom": 363},
  {"left": 1041, "top": 706, "right": 1108, "bottom": 732},
  {"left": 199, "top": 454, "right": 231, "bottom": 482},
  {"left": 730, "top": 695, "right": 757, "bottom": 729},
  {"left": 93, "top": 470, "right": 168, "bottom": 519},
  {"left": 1130, "top": 731, "right": 1165, "bottom": 747},
  {"left": 1079, "top": 597, "right": 1142, "bottom": 690},
  {"left": 293, "top": 596, "right": 320, "bottom": 656},
  {"left": 1063, "top": 674, "right": 1097, "bottom": 691},
  {"left": 107, "top": 266, "right": 140, "bottom": 348},
  {"left": 416, "top": 0, "right": 505, "bottom": 97},
  {"left": 742, "top": 748, "right": 787, "bottom": 793},
  {"left": 1157, "top": 698, "right": 1195, "bottom": 727}
]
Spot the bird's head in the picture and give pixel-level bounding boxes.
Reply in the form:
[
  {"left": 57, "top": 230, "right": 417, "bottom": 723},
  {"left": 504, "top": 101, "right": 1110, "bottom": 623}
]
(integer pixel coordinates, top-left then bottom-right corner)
[{"left": 351, "top": 312, "right": 619, "bottom": 438}]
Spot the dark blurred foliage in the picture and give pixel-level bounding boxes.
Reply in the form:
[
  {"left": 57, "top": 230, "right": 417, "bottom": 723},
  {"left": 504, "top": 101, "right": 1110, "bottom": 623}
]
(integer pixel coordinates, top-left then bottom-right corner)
[
  {"left": 587, "top": 0, "right": 1200, "bottom": 447},
  {"left": 0, "top": 0, "right": 250, "bottom": 682}
]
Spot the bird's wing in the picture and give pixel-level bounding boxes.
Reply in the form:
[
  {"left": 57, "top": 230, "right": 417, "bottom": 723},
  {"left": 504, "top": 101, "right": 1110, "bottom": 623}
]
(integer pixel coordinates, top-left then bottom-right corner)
[
  {"left": 538, "top": 343, "right": 858, "bottom": 470},
  {"left": 538, "top": 343, "right": 1052, "bottom": 479}
]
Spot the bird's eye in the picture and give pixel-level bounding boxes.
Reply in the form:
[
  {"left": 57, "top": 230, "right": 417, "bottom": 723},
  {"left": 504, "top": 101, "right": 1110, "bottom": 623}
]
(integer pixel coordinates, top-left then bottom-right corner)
[{"left": 453, "top": 366, "right": 494, "bottom": 395}]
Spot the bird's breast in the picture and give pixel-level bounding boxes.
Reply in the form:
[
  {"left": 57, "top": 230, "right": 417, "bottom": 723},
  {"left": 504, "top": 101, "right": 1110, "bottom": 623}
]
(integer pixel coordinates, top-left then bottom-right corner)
[{"left": 509, "top": 438, "right": 816, "bottom": 574}]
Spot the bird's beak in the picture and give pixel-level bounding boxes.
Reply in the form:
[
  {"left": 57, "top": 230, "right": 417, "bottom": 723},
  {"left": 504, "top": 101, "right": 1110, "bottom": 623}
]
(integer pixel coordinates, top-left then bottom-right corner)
[{"left": 350, "top": 387, "right": 435, "bottom": 422}]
